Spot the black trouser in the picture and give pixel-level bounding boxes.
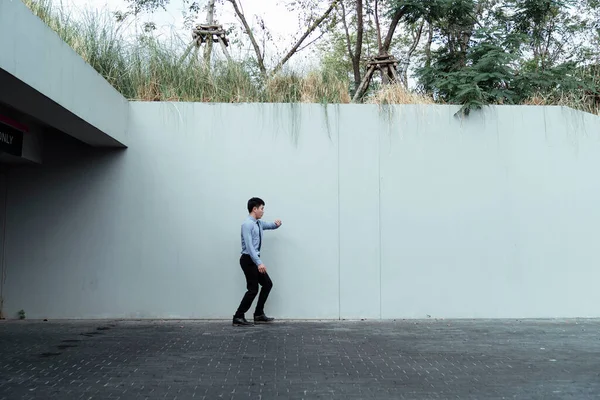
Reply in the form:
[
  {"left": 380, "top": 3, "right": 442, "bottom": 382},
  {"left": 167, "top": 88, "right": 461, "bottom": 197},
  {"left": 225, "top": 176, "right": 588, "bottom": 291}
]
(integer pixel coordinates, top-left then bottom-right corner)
[{"left": 234, "top": 254, "right": 273, "bottom": 318}]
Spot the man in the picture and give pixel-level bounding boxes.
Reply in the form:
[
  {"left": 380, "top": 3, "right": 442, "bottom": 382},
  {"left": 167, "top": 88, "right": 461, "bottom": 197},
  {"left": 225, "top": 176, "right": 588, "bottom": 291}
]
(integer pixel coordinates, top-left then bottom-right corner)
[{"left": 233, "top": 197, "right": 282, "bottom": 326}]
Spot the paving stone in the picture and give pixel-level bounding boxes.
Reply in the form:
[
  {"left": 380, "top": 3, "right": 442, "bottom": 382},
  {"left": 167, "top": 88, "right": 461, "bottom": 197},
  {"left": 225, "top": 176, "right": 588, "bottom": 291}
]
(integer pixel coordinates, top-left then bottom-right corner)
[{"left": 1, "top": 319, "right": 600, "bottom": 399}]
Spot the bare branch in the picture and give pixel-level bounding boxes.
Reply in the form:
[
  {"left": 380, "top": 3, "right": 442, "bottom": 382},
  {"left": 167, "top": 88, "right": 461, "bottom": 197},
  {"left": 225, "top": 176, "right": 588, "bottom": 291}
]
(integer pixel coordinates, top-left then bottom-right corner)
[
  {"left": 227, "top": 0, "right": 267, "bottom": 76},
  {"left": 402, "top": 18, "right": 425, "bottom": 87},
  {"left": 407, "top": 19, "right": 425, "bottom": 59},
  {"left": 297, "top": 30, "right": 327, "bottom": 53},
  {"left": 340, "top": 1, "right": 354, "bottom": 61},
  {"left": 272, "top": 0, "right": 341, "bottom": 75}
]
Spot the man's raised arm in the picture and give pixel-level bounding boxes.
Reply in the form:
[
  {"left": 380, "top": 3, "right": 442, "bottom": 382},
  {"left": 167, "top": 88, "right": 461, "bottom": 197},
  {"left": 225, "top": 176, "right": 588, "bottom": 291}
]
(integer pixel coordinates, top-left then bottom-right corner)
[{"left": 262, "top": 219, "right": 282, "bottom": 230}]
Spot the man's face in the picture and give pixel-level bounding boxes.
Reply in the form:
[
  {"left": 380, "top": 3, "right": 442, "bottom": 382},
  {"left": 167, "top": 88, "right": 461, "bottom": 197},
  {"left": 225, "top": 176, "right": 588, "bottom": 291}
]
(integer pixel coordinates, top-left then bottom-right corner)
[{"left": 254, "top": 205, "right": 265, "bottom": 219}]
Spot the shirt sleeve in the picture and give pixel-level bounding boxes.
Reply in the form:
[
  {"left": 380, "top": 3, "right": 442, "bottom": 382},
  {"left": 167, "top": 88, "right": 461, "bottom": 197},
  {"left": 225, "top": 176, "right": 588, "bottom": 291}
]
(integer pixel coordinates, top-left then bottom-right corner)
[
  {"left": 261, "top": 221, "right": 280, "bottom": 230},
  {"left": 242, "top": 222, "right": 262, "bottom": 266}
]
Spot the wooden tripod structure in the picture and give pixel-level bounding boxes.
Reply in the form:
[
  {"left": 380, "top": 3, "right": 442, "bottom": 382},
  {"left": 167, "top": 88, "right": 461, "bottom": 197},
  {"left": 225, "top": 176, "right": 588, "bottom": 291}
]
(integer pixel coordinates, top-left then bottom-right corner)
[
  {"left": 352, "top": 54, "right": 400, "bottom": 102},
  {"left": 179, "top": 24, "right": 231, "bottom": 64}
]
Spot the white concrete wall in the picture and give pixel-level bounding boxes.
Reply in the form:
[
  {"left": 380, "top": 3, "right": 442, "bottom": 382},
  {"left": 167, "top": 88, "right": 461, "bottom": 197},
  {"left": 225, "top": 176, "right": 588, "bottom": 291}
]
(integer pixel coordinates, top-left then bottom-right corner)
[{"left": 3, "top": 104, "right": 600, "bottom": 319}]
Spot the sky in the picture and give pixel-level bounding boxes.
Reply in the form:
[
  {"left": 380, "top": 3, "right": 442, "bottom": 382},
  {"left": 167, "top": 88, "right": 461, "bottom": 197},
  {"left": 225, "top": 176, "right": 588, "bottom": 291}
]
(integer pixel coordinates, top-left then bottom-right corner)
[{"left": 60, "top": 0, "right": 318, "bottom": 69}]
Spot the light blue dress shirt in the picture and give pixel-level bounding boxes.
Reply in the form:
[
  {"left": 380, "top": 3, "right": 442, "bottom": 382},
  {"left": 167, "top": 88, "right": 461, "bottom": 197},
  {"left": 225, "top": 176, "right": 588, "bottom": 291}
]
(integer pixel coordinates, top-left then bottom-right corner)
[{"left": 241, "top": 216, "right": 280, "bottom": 266}]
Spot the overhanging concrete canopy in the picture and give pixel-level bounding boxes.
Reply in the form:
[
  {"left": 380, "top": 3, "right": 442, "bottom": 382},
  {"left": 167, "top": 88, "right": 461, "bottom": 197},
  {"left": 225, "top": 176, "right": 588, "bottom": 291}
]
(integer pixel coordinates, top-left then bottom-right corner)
[{"left": 0, "top": 0, "right": 129, "bottom": 150}]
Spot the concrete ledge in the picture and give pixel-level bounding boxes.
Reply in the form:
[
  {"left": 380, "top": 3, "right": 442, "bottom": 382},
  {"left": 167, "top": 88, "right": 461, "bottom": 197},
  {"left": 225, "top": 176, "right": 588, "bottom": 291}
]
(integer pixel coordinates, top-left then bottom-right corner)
[{"left": 0, "top": 0, "right": 128, "bottom": 147}]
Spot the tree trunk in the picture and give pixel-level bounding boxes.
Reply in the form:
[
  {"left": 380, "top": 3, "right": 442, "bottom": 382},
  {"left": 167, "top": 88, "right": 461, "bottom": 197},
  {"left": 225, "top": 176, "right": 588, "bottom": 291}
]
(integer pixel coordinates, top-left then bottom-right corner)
[
  {"left": 424, "top": 22, "right": 433, "bottom": 68},
  {"left": 341, "top": 0, "right": 363, "bottom": 93},
  {"left": 381, "top": 6, "right": 407, "bottom": 55},
  {"left": 374, "top": 0, "right": 383, "bottom": 55},
  {"left": 374, "top": 0, "right": 390, "bottom": 84},
  {"left": 354, "top": 0, "right": 363, "bottom": 92},
  {"left": 203, "top": 0, "right": 216, "bottom": 66}
]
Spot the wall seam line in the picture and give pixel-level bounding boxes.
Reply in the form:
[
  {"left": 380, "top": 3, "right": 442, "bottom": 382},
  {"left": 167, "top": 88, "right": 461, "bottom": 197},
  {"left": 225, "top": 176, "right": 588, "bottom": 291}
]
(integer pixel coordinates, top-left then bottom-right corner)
[
  {"left": 379, "top": 117, "right": 383, "bottom": 320},
  {"left": 337, "top": 109, "right": 341, "bottom": 321}
]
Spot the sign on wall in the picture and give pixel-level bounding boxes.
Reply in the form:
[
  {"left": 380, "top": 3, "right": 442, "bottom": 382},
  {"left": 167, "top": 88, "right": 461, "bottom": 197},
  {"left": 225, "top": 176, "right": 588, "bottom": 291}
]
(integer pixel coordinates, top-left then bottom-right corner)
[{"left": 0, "top": 115, "right": 26, "bottom": 157}]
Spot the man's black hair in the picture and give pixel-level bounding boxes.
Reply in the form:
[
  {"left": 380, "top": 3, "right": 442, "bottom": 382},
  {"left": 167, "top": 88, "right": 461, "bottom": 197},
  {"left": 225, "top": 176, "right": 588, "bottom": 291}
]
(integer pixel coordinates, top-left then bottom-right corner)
[{"left": 247, "top": 197, "right": 265, "bottom": 213}]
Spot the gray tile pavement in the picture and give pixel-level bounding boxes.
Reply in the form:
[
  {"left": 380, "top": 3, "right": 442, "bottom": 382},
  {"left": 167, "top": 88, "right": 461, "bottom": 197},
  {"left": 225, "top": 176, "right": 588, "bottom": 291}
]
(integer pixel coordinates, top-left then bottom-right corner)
[{"left": 1, "top": 319, "right": 599, "bottom": 399}]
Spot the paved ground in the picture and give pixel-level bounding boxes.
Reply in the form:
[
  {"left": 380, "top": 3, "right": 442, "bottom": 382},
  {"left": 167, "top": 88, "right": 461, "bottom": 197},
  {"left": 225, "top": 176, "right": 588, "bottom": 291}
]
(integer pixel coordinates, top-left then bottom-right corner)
[{"left": 0, "top": 319, "right": 599, "bottom": 399}]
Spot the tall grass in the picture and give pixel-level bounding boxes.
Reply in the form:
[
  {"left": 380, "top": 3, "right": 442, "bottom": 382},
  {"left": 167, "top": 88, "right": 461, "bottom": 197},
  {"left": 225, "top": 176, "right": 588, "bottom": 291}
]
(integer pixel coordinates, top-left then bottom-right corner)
[
  {"left": 22, "top": 0, "right": 354, "bottom": 103},
  {"left": 523, "top": 91, "right": 600, "bottom": 115},
  {"left": 366, "top": 84, "right": 434, "bottom": 105}
]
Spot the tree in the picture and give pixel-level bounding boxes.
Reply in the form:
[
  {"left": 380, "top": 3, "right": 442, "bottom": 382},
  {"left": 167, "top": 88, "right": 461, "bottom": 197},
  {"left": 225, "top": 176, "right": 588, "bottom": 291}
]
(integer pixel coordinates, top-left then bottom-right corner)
[
  {"left": 319, "top": 0, "right": 428, "bottom": 95},
  {"left": 125, "top": 0, "right": 340, "bottom": 77},
  {"left": 339, "top": 0, "right": 364, "bottom": 91},
  {"left": 412, "top": 0, "right": 599, "bottom": 114},
  {"left": 125, "top": 0, "right": 600, "bottom": 113}
]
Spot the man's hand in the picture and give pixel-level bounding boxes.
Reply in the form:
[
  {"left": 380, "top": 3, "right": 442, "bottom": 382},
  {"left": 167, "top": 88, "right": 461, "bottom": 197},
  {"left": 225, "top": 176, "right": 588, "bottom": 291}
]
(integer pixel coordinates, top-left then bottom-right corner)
[
  {"left": 274, "top": 219, "right": 282, "bottom": 227},
  {"left": 258, "top": 264, "right": 267, "bottom": 274}
]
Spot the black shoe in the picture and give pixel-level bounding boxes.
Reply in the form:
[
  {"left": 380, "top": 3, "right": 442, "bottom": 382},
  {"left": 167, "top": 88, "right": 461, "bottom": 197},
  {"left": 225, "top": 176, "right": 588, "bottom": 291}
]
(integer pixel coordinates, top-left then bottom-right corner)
[
  {"left": 232, "top": 316, "right": 253, "bottom": 326},
  {"left": 254, "top": 314, "right": 275, "bottom": 323}
]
